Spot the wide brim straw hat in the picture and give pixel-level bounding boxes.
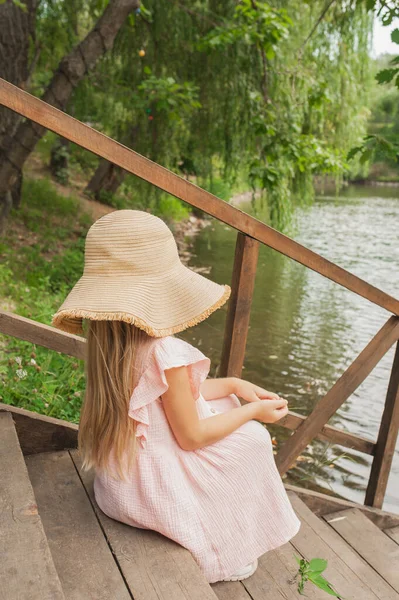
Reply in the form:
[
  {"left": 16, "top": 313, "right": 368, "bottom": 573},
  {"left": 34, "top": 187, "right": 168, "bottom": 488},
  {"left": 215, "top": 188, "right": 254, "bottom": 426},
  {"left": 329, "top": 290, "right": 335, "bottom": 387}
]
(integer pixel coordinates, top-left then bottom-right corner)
[{"left": 51, "top": 209, "right": 231, "bottom": 337}]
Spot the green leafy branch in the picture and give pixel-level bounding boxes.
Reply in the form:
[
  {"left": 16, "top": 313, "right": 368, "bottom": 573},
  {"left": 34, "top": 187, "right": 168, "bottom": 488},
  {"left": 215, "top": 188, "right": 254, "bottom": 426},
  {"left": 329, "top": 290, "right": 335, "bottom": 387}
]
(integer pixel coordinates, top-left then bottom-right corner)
[
  {"left": 293, "top": 556, "right": 344, "bottom": 598},
  {"left": 347, "top": 134, "right": 399, "bottom": 164},
  {"left": 197, "top": 0, "right": 291, "bottom": 59}
]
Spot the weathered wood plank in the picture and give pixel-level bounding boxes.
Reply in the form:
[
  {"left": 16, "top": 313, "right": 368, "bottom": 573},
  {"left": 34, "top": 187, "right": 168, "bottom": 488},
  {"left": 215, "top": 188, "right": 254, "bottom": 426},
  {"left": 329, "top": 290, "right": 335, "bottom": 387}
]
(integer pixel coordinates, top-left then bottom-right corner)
[
  {"left": 324, "top": 508, "right": 399, "bottom": 594},
  {"left": 220, "top": 233, "right": 259, "bottom": 378},
  {"left": 365, "top": 341, "right": 399, "bottom": 508},
  {"left": 276, "top": 317, "right": 399, "bottom": 475},
  {"left": 0, "top": 413, "right": 65, "bottom": 600},
  {"left": 0, "top": 402, "right": 78, "bottom": 455},
  {"left": 26, "top": 451, "right": 131, "bottom": 600},
  {"left": 285, "top": 483, "right": 399, "bottom": 530},
  {"left": 0, "top": 310, "right": 86, "bottom": 359},
  {"left": 211, "top": 580, "right": 253, "bottom": 600},
  {"left": 288, "top": 491, "right": 398, "bottom": 600},
  {"left": 384, "top": 526, "right": 399, "bottom": 545},
  {"left": 1, "top": 78, "right": 399, "bottom": 316},
  {"left": 71, "top": 450, "right": 218, "bottom": 600}
]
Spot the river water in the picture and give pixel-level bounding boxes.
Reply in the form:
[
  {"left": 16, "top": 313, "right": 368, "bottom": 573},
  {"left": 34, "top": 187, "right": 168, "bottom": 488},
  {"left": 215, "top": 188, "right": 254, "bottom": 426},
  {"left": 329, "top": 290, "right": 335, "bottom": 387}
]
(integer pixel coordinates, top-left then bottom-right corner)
[{"left": 180, "top": 185, "right": 399, "bottom": 513}]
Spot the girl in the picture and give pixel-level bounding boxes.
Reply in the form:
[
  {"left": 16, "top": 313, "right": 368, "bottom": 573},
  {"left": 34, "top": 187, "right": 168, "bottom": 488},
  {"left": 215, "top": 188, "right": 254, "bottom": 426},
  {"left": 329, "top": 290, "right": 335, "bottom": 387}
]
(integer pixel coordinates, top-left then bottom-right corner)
[{"left": 52, "top": 209, "right": 301, "bottom": 584}]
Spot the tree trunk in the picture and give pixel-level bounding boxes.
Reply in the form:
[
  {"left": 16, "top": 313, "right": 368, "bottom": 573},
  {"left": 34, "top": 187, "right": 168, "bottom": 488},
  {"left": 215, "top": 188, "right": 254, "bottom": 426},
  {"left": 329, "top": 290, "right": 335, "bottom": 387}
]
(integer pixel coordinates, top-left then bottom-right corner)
[
  {"left": 86, "top": 160, "right": 127, "bottom": 200},
  {"left": 0, "top": 0, "right": 140, "bottom": 234},
  {"left": 85, "top": 125, "right": 140, "bottom": 199},
  {"left": 0, "top": 0, "right": 39, "bottom": 151}
]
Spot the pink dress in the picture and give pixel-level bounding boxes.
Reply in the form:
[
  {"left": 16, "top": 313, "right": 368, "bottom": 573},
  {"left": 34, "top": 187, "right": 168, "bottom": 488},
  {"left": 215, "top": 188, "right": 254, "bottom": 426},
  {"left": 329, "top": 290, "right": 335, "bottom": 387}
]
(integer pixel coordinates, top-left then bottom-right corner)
[{"left": 93, "top": 336, "right": 301, "bottom": 583}]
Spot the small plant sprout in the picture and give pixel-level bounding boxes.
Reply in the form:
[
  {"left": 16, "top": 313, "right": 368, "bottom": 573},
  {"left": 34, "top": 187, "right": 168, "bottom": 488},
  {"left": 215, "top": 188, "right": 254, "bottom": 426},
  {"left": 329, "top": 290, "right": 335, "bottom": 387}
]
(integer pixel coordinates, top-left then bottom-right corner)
[{"left": 293, "top": 555, "right": 343, "bottom": 598}]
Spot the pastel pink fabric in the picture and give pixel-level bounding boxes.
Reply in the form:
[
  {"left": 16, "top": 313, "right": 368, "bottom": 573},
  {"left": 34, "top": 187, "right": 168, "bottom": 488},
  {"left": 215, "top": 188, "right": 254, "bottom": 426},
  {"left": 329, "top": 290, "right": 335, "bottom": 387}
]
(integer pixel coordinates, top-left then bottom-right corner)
[{"left": 93, "top": 336, "right": 301, "bottom": 583}]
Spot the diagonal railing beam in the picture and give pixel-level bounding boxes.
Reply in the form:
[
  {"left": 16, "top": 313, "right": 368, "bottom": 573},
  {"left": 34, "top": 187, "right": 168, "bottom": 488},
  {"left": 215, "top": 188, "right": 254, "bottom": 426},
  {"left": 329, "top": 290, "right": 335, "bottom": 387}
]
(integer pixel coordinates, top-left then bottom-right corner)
[
  {"left": 275, "top": 316, "right": 399, "bottom": 475},
  {"left": 0, "top": 78, "right": 399, "bottom": 316}
]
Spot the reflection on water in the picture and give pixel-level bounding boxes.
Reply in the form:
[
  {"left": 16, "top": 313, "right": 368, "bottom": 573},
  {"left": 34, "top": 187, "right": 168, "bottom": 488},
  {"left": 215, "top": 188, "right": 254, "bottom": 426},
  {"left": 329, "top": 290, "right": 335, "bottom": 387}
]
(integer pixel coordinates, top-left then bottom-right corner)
[{"left": 180, "top": 185, "right": 399, "bottom": 513}]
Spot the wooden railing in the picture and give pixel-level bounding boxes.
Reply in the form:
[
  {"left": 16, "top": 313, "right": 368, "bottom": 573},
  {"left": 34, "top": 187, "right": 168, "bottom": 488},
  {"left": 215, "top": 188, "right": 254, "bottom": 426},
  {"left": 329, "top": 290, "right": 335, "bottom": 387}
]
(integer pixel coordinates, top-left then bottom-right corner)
[{"left": 1, "top": 77, "right": 399, "bottom": 509}]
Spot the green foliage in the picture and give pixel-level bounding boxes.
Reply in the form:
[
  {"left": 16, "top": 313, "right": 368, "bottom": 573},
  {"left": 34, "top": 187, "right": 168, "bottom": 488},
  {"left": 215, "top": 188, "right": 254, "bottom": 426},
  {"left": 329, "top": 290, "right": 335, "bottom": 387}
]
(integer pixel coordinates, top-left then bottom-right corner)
[
  {"left": 347, "top": 1, "right": 399, "bottom": 172},
  {"left": 198, "top": 0, "right": 292, "bottom": 60},
  {"left": 293, "top": 555, "right": 343, "bottom": 598},
  {"left": 157, "top": 194, "right": 190, "bottom": 222},
  {"left": 25, "top": 0, "right": 374, "bottom": 231},
  {"left": 0, "top": 178, "right": 91, "bottom": 422}
]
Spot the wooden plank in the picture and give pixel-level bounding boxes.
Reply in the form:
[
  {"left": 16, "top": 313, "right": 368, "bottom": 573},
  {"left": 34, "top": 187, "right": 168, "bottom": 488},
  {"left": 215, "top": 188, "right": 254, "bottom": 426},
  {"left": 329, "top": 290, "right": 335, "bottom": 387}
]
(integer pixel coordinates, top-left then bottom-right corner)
[
  {"left": 0, "top": 413, "right": 65, "bottom": 600},
  {"left": 288, "top": 491, "right": 398, "bottom": 600},
  {"left": 0, "top": 403, "right": 78, "bottom": 455},
  {"left": 0, "top": 310, "right": 86, "bottom": 359},
  {"left": 1, "top": 78, "right": 399, "bottom": 317},
  {"left": 241, "top": 542, "right": 323, "bottom": 600},
  {"left": 220, "top": 233, "right": 259, "bottom": 378},
  {"left": 285, "top": 483, "right": 399, "bottom": 530},
  {"left": 365, "top": 341, "right": 399, "bottom": 508},
  {"left": 279, "top": 410, "right": 375, "bottom": 455},
  {"left": 25, "top": 451, "right": 131, "bottom": 600},
  {"left": 276, "top": 317, "right": 399, "bottom": 475},
  {"left": 211, "top": 580, "right": 253, "bottom": 600},
  {"left": 324, "top": 508, "right": 399, "bottom": 594},
  {"left": 384, "top": 526, "right": 399, "bottom": 545},
  {"left": 71, "top": 450, "right": 218, "bottom": 600}
]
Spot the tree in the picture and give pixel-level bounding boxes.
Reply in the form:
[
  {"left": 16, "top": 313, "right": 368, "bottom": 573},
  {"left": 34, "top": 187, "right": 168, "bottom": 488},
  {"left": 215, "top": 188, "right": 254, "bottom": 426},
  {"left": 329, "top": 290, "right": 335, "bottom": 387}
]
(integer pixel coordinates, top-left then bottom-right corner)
[
  {"left": 73, "top": 0, "right": 373, "bottom": 229},
  {"left": 0, "top": 0, "right": 39, "bottom": 226},
  {"left": 0, "top": 0, "right": 140, "bottom": 233}
]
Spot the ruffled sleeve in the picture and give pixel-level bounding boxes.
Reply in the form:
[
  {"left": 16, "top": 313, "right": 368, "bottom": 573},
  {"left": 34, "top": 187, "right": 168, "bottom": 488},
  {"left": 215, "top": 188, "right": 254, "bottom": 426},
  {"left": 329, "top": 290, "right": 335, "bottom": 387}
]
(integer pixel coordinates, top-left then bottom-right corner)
[{"left": 128, "top": 336, "right": 210, "bottom": 449}]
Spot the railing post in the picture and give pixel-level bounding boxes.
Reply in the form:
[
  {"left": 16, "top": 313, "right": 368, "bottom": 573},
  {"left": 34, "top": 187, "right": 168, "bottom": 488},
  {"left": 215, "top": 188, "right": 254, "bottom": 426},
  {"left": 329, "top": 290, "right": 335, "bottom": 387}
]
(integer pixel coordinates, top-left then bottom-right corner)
[
  {"left": 219, "top": 232, "right": 259, "bottom": 378},
  {"left": 365, "top": 341, "right": 399, "bottom": 509}
]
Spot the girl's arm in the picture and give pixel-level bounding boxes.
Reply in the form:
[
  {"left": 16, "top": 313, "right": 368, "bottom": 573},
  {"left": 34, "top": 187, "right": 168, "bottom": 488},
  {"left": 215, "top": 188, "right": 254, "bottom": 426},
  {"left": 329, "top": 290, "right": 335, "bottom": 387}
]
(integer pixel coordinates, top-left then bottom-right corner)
[
  {"left": 200, "top": 377, "right": 237, "bottom": 400},
  {"left": 162, "top": 366, "right": 288, "bottom": 451},
  {"left": 201, "top": 376, "right": 282, "bottom": 403}
]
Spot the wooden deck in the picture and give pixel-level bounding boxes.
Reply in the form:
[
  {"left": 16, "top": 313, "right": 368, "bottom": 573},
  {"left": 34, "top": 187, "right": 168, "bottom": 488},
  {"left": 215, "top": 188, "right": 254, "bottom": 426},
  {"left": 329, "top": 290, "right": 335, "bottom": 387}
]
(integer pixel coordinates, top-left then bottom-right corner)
[{"left": 2, "top": 410, "right": 399, "bottom": 600}]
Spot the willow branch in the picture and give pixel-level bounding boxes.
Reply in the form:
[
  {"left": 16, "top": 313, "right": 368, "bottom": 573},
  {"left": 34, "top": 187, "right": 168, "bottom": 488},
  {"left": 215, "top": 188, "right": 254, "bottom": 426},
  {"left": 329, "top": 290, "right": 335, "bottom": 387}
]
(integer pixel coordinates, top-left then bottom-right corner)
[{"left": 300, "top": 0, "right": 337, "bottom": 52}]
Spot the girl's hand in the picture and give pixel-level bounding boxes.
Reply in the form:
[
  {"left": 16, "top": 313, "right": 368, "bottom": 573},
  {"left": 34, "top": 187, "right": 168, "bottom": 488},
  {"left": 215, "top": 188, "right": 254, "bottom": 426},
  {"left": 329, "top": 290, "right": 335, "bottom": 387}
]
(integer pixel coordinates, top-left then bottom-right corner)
[
  {"left": 255, "top": 397, "right": 289, "bottom": 424},
  {"left": 233, "top": 378, "right": 283, "bottom": 404}
]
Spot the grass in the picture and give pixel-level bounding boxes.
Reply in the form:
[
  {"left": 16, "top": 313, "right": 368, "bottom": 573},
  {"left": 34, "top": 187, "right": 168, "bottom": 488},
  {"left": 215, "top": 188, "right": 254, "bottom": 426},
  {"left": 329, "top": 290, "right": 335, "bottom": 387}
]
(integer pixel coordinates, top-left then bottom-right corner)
[{"left": 0, "top": 177, "right": 93, "bottom": 423}]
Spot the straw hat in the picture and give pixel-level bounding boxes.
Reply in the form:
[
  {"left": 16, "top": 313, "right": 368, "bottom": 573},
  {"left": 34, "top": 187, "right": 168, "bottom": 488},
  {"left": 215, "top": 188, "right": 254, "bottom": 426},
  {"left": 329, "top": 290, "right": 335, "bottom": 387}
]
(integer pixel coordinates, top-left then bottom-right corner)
[{"left": 51, "top": 209, "right": 231, "bottom": 337}]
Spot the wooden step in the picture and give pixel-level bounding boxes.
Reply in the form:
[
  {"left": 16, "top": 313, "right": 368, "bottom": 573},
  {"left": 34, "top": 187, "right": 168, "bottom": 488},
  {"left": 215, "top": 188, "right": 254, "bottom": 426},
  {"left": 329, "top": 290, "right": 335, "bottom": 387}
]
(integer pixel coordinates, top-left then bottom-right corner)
[
  {"left": 26, "top": 450, "right": 132, "bottom": 600},
  {"left": 324, "top": 508, "right": 399, "bottom": 594},
  {"left": 288, "top": 491, "right": 399, "bottom": 600},
  {"left": 0, "top": 412, "right": 64, "bottom": 600},
  {"left": 70, "top": 450, "right": 218, "bottom": 600},
  {"left": 385, "top": 526, "right": 399, "bottom": 545}
]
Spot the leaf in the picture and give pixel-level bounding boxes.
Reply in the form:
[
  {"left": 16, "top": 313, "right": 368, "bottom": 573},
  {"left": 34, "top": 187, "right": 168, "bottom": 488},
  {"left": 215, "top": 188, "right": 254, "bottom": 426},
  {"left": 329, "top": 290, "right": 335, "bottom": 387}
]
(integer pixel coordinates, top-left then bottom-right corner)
[
  {"left": 392, "top": 29, "right": 399, "bottom": 45},
  {"left": 376, "top": 69, "right": 398, "bottom": 84},
  {"left": 309, "top": 558, "right": 327, "bottom": 573},
  {"left": 360, "top": 148, "right": 373, "bottom": 164},
  {"left": 347, "top": 146, "right": 362, "bottom": 160},
  {"left": 265, "top": 46, "right": 275, "bottom": 60},
  {"left": 309, "top": 574, "right": 342, "bottom": 597}
]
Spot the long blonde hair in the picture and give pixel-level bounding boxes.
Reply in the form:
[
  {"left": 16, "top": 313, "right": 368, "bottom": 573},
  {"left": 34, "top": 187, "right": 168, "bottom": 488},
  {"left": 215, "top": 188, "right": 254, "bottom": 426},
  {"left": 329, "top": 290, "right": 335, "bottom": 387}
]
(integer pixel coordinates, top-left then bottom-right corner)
[{"left": 78, "top": 319, "right": 155, "bottom": 478}]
